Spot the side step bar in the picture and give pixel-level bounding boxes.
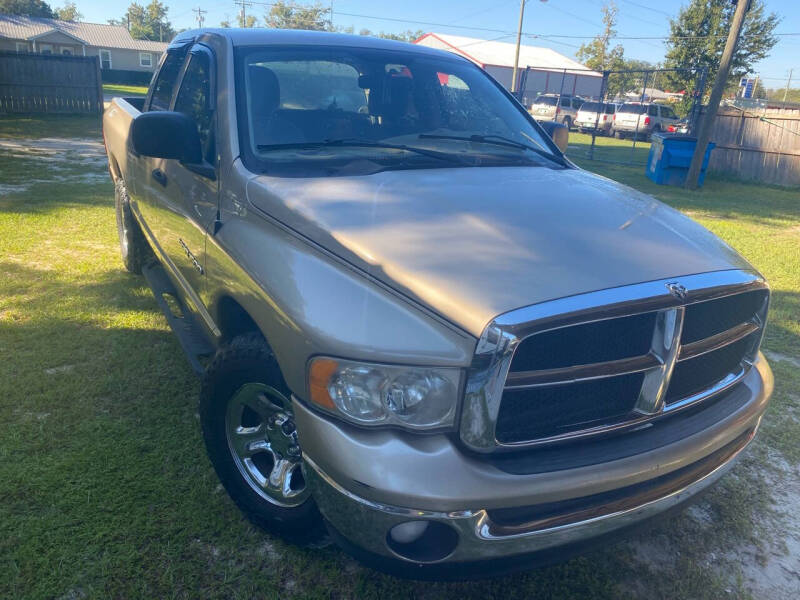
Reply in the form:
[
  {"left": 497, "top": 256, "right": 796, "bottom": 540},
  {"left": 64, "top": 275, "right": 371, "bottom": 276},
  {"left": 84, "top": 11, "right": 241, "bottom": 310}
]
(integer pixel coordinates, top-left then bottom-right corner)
[{"left": 141, "top": 261, "right": 215, "bottom": 375}]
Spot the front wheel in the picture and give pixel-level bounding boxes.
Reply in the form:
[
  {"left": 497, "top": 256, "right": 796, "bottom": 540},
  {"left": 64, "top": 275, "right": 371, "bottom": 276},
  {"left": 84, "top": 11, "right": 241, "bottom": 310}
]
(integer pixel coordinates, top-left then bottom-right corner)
[
  {"left": 200, "top": 333, "right": 326, "bottom": 544},
  {"left": 614, "top": 130, "right": 624, "bottom": 139}
]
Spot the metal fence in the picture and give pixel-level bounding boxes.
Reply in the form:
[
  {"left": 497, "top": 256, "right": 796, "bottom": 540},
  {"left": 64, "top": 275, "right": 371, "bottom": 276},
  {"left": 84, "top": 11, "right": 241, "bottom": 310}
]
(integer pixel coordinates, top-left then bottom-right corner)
[
  {"left": 0, "top": 52, "right": 103, "bottom": 114},
  {"left": 514, "top": 66, "right": 708, "bottom": 167}
]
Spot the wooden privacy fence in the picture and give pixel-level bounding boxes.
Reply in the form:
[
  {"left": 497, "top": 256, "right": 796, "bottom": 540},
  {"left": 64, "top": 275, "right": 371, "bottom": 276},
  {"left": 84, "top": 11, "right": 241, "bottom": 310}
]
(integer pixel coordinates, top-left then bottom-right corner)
[
  {"left": 707, "top": 105, "right": 800, "bottom": 187},
  {"left": 0, "top": 52, "right": 103, "bottom": 115}
]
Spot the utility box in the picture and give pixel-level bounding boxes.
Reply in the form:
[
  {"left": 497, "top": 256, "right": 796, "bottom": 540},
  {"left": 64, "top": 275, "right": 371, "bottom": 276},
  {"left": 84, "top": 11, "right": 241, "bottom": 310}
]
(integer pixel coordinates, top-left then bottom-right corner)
[{"left": 646, "top": 134, "right": 716, "bottom": 187}]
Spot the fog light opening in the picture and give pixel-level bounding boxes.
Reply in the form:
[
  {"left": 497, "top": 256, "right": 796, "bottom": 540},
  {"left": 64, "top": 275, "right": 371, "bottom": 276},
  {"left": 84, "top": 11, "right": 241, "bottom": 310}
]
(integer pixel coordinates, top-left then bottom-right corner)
[{"left": 386, "top": 520, "right": 459, "bottom": 563}]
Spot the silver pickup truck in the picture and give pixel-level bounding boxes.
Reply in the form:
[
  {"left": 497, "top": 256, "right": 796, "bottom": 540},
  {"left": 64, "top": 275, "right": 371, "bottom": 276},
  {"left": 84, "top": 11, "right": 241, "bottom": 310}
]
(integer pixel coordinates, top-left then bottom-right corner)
[{"left": 102, "top": 29, "right": 773, "bottom": 578}]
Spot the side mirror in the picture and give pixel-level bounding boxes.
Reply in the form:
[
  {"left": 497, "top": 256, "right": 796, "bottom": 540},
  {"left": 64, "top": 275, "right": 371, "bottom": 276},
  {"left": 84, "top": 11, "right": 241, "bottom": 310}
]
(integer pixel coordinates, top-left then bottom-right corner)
[
  {"left": 131, "top": 111, "right": 202, "bottom": 164},
  {"left": 537, "top": 120, "right": 569, "bottom": 154}
]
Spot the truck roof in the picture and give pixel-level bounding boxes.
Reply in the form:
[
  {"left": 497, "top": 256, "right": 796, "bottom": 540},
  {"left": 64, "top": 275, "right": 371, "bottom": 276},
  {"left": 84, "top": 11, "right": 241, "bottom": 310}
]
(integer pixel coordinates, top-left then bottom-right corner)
[{"left": 169, "top": 28, "right": 461, "bottom": 59}]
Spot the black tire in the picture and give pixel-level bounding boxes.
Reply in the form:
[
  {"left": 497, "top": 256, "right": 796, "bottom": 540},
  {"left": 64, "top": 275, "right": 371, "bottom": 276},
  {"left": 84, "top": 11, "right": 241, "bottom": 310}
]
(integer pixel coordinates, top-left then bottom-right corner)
[
  {"left": 200, "top": 332, "right": 327, "bottom": 545},
  {"left": 114, "top": 179, "right": 147, "bottom": 274},
  {"left": 562, "top": 117, "right": 572, "bottom": 131},
  {"left": 614, "top": 130, "right": 624, "bottom": 139}
]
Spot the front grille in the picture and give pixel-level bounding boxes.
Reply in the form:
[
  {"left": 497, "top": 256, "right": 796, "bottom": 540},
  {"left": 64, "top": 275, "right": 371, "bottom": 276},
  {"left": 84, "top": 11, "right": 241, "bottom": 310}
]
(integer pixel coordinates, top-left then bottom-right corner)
[
  {"left": 509, "top": 312, "right": 656, "bottom": 372},
  {"left": 492, "top": 286, "right": 767, "bottom": 447},
  {"left": 666, "top": 332, "right": 758, "bottom": 404},
  {"left": 496, "top": 373, "right": 644, "bottom": 443}
]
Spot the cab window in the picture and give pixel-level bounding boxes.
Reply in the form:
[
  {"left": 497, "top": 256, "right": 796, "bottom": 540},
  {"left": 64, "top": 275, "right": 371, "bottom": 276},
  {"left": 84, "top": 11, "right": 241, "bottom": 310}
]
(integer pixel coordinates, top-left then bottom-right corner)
[
  {"left": 150, "top": 49, "right": 186, "bottom": 111},
  {"left": 174, "top": 49, "right": 214, "bottom": 162}
]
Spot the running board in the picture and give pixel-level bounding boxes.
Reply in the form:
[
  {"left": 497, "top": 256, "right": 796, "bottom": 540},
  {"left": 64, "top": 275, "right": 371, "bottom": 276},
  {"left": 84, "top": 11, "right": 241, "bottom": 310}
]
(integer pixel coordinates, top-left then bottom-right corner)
[{"left": 141, "top": 261, "right": 215, "bottom": 375}]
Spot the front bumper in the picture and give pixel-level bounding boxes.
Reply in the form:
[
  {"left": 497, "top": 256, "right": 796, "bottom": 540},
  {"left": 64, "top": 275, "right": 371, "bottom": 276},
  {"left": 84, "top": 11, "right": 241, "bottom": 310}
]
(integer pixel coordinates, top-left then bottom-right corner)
[{"left": 295, "top": 354, "right": 772, "bottom": 570}]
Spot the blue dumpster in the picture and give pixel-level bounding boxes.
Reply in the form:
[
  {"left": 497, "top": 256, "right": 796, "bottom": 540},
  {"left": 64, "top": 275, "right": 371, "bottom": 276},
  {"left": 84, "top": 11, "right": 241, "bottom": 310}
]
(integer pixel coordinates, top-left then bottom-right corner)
[{"left": 646, "top": 134, "right": 715, "bottom": 187}]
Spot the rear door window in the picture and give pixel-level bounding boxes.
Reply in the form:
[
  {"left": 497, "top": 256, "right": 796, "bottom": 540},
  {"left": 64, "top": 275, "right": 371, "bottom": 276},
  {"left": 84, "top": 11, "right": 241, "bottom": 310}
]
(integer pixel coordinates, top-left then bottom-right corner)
[
  {"left": 648, "top": 105, "right": 659, "bottom": 116},
  {"left": 150, "top": 49, "right": 187, "bottom": 111},
  {"left": 174, "top": 47, "right": 214, "bottom": 162}
]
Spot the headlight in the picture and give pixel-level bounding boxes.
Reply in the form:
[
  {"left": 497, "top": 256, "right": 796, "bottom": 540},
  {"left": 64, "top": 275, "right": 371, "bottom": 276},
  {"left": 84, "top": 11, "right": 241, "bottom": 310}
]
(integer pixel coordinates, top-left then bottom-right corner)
[{"left": 307, "top": 357, "right": 461, "bottom": 430}]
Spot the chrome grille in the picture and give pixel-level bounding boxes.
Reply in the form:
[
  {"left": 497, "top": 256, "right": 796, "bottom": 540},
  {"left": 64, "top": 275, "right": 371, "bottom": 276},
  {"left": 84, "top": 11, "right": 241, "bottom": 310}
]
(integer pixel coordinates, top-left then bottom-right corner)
[{"left": 459, "top": 271, "right": 769, "bottom": 453}]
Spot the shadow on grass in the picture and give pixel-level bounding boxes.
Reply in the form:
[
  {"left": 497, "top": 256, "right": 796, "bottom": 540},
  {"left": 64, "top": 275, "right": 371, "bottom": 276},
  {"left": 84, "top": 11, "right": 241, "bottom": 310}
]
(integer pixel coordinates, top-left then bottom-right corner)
[{"left": 0, "top": 114, "right": 102, "bottom": 140}]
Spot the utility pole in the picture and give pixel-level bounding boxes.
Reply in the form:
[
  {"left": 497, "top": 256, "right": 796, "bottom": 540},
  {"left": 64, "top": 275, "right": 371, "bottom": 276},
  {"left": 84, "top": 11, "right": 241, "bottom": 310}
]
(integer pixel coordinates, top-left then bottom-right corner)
[
  {"left": 783, "top": 69, "right": 793, "bottom": 108},
  {"left": 511, "top": 0, "right": 526, "bottom": 94},
  {"left": 236, "top": 0, "right": 253, "bottom": 27},
  {"left": 685, "top": 0, "right": 750, "bottom": 189},
  {"left": 193, "top": 7, "right": 206, "bottom": 28}
]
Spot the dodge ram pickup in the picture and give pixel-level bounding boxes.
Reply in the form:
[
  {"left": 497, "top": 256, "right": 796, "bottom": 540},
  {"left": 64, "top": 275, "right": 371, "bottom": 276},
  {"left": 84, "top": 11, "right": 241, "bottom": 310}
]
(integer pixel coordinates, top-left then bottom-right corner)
[{"left": 102, "top": 28, "right": 773, "bottom": 578}]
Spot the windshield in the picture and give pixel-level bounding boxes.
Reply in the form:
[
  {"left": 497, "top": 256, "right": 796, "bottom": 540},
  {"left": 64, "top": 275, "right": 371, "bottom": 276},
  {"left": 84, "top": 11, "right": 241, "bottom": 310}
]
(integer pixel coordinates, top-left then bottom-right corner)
[
  {"left": 237, "top": 46, "right": 560, "bottom": 176},
  {"left": 533, "top": 96, "right": 560, "bottom": 106},
  {"left": 579, "top": 102, "right": 614, "bottom": 114},
  {"left": 618, "top": 103, "right": 648, "bottom": 115}
]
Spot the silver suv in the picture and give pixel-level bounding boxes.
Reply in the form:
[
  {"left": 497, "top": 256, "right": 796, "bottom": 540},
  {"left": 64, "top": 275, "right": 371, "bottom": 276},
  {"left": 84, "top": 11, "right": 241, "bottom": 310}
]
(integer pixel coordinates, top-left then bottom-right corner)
[
  {"left": 575, "top": 101, "right": 619, "bottom": 135},
  {"left": 530, "top": 94, "right": 583, "bottom": 130},
  {"left": 613, "top": 102, "right": 680, "bottom": 140}
]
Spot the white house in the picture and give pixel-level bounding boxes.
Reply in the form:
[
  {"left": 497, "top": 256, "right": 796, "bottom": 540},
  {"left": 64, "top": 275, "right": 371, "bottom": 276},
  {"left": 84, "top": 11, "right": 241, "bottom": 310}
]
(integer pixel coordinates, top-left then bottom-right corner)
[{"left": 0, "top": 15, "right": 167, "bottom": 82}]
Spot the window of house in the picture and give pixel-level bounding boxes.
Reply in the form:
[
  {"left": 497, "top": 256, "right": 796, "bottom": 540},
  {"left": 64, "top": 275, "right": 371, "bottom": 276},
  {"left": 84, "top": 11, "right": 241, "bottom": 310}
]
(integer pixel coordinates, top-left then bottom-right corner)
[
  {"left": 39, "top": 44, "right": 53, "bottom": 55},
  {"left": 174, "top": 49, "right": 214, "bottom": 162},
  {"left": 15, "top": 42, "right": 28, "bottom": 53},
  {"left": 139, "top": 52, "right": 152, "bottom": 68},
  {"left": 99, "top": 49, "right": 112, "bottom": 69},
  {"left": 61, "top": 47, "right": 73, "bottom": 56}
]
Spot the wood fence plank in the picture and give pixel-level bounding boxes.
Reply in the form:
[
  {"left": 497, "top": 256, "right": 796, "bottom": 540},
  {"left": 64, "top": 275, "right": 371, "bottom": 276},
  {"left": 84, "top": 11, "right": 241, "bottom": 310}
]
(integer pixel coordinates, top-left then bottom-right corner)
[{"left": 0, "top": 51, "right": 103, "bottom": 115}]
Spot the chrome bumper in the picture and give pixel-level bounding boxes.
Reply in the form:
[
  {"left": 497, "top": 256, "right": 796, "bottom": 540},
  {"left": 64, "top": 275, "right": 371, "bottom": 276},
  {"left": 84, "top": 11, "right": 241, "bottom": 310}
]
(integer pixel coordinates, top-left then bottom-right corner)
[
  {"left": 305, "top": 426, "right": 756, "bottom": 563},
  {"left": 297, "top": 354, "right": 772, "bottom": 565}
]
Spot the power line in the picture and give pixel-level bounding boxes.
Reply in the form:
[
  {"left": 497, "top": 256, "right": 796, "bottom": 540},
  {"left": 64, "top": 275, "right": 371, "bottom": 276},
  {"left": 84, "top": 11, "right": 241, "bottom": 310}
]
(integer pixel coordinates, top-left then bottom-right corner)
[{"left": 193, "top": 6, "right": 207, "bottom": 28}]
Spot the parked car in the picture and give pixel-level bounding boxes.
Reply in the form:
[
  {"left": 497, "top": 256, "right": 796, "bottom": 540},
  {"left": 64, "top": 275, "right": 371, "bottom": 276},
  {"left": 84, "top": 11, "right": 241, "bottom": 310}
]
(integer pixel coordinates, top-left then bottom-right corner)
[
  {"left": 667, "top": 119, "right": 690, "bottom": 134},
  {"left": 575, "top": 101, "right": 619, "bottom": 135},
  {"left": 529, "top": 93, "right": 583, "bottom": 130},
  {"left": 613, "top": 102, "right": 681, "bottom": 140},
  {"left": 102, "top": 29, "right": 773, "bottom": 579}
]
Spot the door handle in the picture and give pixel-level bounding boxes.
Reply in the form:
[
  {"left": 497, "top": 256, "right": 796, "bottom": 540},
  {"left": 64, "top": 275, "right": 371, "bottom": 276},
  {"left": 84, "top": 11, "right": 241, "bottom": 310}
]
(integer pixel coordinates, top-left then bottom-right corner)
[{"left": 151, "top": 168, "right": 168, "bottom": 187}]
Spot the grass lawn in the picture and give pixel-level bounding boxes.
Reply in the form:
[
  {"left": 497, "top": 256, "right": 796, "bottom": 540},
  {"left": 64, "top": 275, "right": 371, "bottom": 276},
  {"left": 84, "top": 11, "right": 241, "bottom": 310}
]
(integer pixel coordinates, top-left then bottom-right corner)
[
  {"left": 1, "top": 116, "right": 798, "bottom": 599},
  {"left": 102, "top": 83, "right": 149, "bottom": 97}
]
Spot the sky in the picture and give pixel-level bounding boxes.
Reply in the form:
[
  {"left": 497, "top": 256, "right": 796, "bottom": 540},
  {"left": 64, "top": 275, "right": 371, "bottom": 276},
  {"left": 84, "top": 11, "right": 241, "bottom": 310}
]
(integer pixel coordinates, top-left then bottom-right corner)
[{"left": 74, "top": 0, "right": 799, "bottom": 88}]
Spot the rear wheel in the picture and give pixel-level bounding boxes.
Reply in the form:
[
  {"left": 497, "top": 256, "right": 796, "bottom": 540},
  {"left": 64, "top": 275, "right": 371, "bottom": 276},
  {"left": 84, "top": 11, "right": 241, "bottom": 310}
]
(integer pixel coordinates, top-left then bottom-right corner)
[
  {"left": 114, "top": 179, "right": 147, "bottom": 274},
  {"left": 200, "top": 333, "right": 327, "bottom": 545},
  {"left": 562, "top": 117, "right": 573, "bottom": 131}
]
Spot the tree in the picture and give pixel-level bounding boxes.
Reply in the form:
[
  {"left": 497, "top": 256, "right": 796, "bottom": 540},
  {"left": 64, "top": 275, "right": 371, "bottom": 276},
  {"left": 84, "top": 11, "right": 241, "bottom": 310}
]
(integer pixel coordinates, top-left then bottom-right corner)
[
  {"left": 110, "top": 1, "right": 175, "bottom": 42},
  {"left": 575, "top": 2, "right": 629, "bottom": 99},
  {"left": 238, "top": 13, "right": 257, "bottom": 28},
  {"left": 663, "top": 0, "right": 779, "bottom": 95},
  {"left": 0, "top": 0, "right": 55, "bottom": 17},
  {"left": 358, "top": 29, "right": 425, "bottom": 43},
  {"left": 55, "top": 1, "right": 81, "bottom": 21},
  {"left": 576, "top": 2, "right": 624, "bottom": 72},
  {"left": 264, "top": 1, "right": 331, "bottom": 31}
]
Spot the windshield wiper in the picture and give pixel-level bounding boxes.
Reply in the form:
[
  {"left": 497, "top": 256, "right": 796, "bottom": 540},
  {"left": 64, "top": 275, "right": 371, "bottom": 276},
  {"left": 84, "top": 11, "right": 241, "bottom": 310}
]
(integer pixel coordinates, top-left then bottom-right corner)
[
  {"left": 256, "top": 138, "right": 466, "bottom": 165},
  {"left": 418, "top": 133, "right": 565, "bottom": 165}
]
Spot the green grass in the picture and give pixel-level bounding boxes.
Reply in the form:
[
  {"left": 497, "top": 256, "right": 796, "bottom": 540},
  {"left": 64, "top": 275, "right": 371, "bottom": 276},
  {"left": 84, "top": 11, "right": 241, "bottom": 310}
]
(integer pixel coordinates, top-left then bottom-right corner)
[
  {"left": 103, "top": 83, "right": 149, "bottom": 96},
  {"left": 1, "top": 117, "right": 798, "bottom": 599}
]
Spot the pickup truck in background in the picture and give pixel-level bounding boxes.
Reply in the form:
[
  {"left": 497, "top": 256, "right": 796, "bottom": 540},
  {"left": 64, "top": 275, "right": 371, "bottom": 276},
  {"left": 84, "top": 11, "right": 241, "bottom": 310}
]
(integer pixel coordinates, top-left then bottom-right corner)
[{"left": 102, "top": 29, "right": 773, "bottom": 579}]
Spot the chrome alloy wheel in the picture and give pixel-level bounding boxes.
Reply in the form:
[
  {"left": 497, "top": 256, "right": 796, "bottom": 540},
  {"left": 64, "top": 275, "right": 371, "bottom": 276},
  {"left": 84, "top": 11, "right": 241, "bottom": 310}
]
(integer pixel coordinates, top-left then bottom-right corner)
[{"left": 225, "top": 383, "right": 309, "bottom": 507}]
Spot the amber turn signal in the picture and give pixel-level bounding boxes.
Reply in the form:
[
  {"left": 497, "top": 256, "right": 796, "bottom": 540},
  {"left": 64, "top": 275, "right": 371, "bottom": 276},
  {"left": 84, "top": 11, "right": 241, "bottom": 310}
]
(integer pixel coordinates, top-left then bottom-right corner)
[{"left": 308, "top": 357, "right": 339, "bottom": 410}]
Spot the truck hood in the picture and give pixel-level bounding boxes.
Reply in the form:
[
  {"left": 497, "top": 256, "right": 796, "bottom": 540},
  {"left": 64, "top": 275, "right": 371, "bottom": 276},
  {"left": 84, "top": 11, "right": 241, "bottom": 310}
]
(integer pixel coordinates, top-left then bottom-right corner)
[{"left": 248, "top": 166, "right": 750, "bottom": 336}]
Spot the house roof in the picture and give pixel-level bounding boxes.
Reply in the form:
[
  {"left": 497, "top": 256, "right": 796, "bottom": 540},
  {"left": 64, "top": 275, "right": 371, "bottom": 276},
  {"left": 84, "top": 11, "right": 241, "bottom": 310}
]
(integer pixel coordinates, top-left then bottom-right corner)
[
  {"left": 414, "top": 32, "right": 601, "bottom": 77},
  {"left": 0, "top": 15, "right": 167, "bottom": 51}
]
